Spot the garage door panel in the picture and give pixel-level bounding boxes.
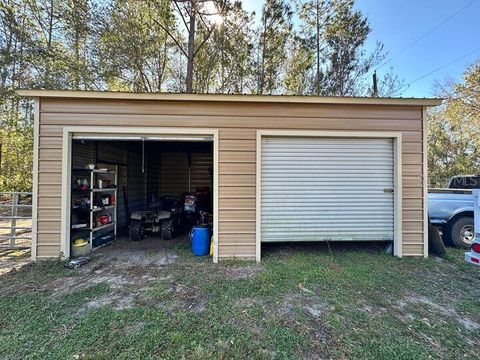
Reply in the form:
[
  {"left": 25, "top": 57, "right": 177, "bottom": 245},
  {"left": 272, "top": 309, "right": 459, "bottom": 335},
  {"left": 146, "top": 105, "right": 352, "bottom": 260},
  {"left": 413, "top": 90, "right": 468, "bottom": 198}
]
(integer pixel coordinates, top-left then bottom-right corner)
[{"left": 261, "top": 137, "right": 395, "bottom": 242}]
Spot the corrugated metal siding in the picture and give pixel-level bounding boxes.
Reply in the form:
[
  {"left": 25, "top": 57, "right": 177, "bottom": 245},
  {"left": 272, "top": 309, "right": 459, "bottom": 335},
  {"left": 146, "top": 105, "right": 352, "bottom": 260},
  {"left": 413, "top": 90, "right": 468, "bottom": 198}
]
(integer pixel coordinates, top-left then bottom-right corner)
[
  {"left": 116, "top": 166, "right": 128, "bottom": 230},
  {"left": 191, "top": 152, "right": 213, "bottom": 191},
  {"left": 160, "top": 152, "right": 213, "bottom": 196},
  {"left": 127, "top": 142, "right": 146, "bottom": 213},
  {"left": 261, "top": 137, "right": 394, "bottom": 242},
  {"left": 160, "top": 152, "right": 189, "bottom": 195},
  {"left": 97, "top": 142, "right": 127, "bottom": 164},
  {"left": 36, "top": 98, "right": 425, "bottom": 258},
  {"left": 145, "top": 143, "right": 161, "bottom": 196},
  {"left": 72, "top": 141, "right": 94, "bottom": 168}
]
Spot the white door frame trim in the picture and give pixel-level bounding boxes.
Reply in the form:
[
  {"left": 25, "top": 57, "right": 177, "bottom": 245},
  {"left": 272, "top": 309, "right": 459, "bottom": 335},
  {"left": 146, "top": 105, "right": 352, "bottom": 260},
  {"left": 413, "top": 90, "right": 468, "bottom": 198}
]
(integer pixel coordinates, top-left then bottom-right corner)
[
  {"left": 61, "top": 126, "right": 219, "bottom": 263},
  {"left": 256, "top": 130, "right": 403, "bottom": 262},
  {"left": 31, "top": 98, "right": 40, "bottom": 260}
]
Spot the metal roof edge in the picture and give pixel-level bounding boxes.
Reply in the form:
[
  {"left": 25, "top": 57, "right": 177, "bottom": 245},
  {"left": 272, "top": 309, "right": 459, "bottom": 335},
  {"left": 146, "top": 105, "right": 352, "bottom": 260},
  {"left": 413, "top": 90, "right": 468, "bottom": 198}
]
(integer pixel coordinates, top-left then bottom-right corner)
[{"left": 17, "top": 89, "right": 443, "bottom": 107}]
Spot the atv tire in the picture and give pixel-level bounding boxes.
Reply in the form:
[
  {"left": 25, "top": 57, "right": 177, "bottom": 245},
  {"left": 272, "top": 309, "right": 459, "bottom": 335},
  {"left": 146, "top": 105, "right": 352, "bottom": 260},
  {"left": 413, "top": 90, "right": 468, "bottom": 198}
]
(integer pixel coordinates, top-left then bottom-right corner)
[
  {"left": 129, "top": 220, "right": 144, "bottom": 241},
  {"left": 161, "top": 219, "right": 174, "bottom": 240}
]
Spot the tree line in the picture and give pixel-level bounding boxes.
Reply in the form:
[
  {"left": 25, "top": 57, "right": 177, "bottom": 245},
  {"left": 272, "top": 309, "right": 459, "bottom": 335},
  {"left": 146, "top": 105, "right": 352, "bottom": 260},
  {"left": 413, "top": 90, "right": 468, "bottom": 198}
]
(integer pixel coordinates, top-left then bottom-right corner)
[
  {"left": 0, "top": 0, "right": 403, "bottom": 191},
  {"left": 1, "top": 0, "right": 401, "bottom": 96},
  {"left": 10, "top": 0, "right": 479, "bottom": 193},
  {"left": 428, "top": 60, "right": 480, "bottom": 187}
]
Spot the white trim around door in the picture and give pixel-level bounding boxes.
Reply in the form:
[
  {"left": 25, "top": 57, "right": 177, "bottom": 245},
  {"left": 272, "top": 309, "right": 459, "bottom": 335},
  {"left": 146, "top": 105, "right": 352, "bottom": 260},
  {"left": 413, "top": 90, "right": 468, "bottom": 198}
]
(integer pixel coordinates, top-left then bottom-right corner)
[
  {"left": 60, "top": 126, "right": 219, "bottom": 263},
  {"left": 256, "top": 130, "right": 403, "bottom": 262}
]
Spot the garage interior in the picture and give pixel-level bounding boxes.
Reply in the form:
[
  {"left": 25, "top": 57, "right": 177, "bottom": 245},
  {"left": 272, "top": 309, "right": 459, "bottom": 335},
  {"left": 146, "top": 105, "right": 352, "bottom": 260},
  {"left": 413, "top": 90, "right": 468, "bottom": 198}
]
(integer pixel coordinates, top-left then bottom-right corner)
[{"left": 69, "top": 137, "right": 214, "bottom": 255}]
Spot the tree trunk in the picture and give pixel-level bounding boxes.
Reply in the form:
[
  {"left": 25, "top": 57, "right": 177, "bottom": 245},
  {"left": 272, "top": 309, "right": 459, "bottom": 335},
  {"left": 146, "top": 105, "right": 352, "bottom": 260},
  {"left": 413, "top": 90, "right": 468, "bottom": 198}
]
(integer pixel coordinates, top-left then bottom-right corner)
[
  {"left": 259, "top": 17, "right": 267, "bottom": 95},
  {"left": 185, "top": 4, "right": 196, "bottom": 93},
  {"left": 316, "top": 0, "right": 321, "bottom": 95},
  {"left": 45, "top": 0, "right": 54, "bottom": 87}
]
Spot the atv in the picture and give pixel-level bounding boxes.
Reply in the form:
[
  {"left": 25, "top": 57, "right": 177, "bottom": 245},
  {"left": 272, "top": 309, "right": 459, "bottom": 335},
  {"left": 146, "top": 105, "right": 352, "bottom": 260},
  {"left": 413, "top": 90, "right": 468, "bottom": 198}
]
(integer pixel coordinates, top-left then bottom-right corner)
[{"left": 129, "top": 195, "right": 181, "bottom": 241}]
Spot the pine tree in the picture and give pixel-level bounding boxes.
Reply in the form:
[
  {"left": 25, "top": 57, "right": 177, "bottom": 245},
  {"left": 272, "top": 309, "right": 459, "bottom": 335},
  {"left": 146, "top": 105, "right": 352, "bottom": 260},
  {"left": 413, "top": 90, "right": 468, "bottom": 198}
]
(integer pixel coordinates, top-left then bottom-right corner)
[{"left": 256, "top": 0, "right": 293, "bottom": 94}]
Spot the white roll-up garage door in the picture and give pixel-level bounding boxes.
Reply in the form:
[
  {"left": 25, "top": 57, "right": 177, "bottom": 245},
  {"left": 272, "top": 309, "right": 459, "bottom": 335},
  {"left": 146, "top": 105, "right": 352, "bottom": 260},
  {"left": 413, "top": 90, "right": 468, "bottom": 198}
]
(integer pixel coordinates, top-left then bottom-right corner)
[{"left": 261, "top": 137, "right": 395, "bottom": 242}]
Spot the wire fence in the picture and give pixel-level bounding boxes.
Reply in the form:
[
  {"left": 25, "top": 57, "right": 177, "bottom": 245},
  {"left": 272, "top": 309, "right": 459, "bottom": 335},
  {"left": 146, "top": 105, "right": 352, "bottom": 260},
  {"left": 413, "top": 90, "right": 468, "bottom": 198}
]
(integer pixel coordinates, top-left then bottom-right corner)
[{"left": 0, "top": 192, "right": 32, "bottom": 249}]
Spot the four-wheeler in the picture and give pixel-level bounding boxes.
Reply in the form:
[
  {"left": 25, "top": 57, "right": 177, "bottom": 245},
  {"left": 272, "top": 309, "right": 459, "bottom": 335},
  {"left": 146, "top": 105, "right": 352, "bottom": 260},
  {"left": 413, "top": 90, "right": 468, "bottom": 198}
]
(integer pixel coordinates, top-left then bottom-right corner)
[{"left": 129, "top": 195, "right": 181, "bottom": 241}]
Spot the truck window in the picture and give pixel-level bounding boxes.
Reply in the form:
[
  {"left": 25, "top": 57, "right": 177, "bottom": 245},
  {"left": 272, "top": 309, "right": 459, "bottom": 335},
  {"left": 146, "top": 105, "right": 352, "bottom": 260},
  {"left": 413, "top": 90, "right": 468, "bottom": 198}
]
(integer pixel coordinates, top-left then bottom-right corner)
[{"left": 449, "top": 176, "right": 480, "bottom": 189}]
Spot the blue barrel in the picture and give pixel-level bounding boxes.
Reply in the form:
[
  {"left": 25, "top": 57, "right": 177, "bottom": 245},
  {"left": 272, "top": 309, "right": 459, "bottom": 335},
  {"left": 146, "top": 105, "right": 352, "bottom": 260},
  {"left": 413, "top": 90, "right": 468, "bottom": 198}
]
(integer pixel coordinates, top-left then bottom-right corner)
[{"left": 192, "top": 225, "right": 211, "bottom": 256}]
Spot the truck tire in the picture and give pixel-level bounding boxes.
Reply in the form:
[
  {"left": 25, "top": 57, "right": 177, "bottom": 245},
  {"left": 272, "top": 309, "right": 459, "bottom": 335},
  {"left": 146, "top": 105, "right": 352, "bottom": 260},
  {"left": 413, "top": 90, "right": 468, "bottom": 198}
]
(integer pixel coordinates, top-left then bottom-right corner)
[
  {"left": 428, "top": 220, "right": 446, "bottom": 257},
  {"left": 449, "top": 216, "right": 474, "bottom": 249},
  {"left": 129, "top": 220, "right": 144, "bottom": 241},
  {"left": 161, "top": 219, "right": 173, "bottom": 240}
]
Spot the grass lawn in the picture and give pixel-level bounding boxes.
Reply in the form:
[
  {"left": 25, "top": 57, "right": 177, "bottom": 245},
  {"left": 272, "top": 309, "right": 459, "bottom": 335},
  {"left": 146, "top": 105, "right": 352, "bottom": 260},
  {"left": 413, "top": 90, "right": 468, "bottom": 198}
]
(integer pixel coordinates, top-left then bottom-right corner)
[{"left": 1, "top": 240, "right": 479, "bottom": 359}]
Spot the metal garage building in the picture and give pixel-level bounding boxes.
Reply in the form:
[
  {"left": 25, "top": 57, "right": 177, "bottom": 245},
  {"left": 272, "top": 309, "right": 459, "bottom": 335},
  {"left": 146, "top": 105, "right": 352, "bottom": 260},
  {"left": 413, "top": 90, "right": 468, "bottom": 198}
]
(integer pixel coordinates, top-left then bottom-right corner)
[{"left": 19, "top": 90, "right": 440, "bottom": 262}]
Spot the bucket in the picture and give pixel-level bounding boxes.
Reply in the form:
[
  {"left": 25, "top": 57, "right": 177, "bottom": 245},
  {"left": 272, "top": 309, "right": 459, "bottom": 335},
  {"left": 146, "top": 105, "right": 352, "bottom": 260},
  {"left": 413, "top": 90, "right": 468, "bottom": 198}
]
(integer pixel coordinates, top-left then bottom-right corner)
[
  {"left": 71, "top": 238, "right": 90, "bottom": 257},
  {"left": 192, "top": 225, "right": 211, "bottom": 256}
]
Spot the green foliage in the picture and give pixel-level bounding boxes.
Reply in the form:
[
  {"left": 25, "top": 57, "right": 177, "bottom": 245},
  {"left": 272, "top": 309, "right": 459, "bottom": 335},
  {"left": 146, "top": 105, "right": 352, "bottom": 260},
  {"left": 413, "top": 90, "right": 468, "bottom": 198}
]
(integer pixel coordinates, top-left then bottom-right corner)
[
  {"left": 194, "top": 1, "right": 255, "bottom": 93},
  {"left": 96, "top": 0, "right": 174, "bottom": 92},
  {"left": 322, "top": 0, "right": 373, "bottom": 95},
  {"left": 428, "top": 60, "right": 480, "bottom": 187},
  {"left": 294, "top": 0, "right": 396, "bottom": 96},
  {"left": 283, "top": 36, "right": 314, "bottom": 95},
  {"left": 0, "top": 124, "right": 33, "bottom": 191},
  {"left": 256, "top": 0, "right": 293, "bottom": 95}
]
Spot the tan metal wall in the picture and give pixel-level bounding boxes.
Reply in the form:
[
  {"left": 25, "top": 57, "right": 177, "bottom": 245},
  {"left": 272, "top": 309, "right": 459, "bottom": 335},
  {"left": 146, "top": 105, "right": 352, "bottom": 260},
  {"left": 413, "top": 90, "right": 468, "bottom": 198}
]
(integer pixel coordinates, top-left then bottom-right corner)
[{"left": 35, "top": 98, "right": 426, "bottom": 258}]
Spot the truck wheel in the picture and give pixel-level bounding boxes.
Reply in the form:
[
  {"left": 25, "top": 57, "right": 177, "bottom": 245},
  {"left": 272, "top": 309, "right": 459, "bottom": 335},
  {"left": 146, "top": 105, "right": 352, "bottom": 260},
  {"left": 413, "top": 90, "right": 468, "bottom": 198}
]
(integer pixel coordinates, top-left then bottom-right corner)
[
  {"left": 129, "top": 220, "right": 144, "bottom": 241},
  {"left": 161, "top": 219, "right": 173, "bottom": 240},
  {"left": 449, "top": 216, "right": 474, "bottom": 249},
  {"left": 428, "top": 221, "right": 446, "bottom": 257}
]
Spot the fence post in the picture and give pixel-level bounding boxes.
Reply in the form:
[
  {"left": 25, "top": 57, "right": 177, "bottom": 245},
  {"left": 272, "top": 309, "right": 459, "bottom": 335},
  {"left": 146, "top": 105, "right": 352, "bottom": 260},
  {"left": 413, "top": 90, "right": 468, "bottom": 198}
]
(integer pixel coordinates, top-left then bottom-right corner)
[{"left": 10, "top": 193, "right": 18, "bottom": 247}]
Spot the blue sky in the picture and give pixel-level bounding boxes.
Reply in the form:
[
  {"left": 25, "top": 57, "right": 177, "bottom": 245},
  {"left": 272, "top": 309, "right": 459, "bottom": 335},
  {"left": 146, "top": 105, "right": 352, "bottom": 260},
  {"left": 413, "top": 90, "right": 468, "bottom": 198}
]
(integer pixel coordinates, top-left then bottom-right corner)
[{"left": 242, "top": 0, "right": 480, "bottom": 97}]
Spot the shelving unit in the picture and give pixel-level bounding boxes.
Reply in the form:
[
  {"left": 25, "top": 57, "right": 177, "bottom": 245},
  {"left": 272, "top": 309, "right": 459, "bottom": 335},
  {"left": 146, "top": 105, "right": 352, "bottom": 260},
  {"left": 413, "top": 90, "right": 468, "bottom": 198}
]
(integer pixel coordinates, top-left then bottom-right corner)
[{"left": 70, "top": 166, "right": 118, "bottom": 252}]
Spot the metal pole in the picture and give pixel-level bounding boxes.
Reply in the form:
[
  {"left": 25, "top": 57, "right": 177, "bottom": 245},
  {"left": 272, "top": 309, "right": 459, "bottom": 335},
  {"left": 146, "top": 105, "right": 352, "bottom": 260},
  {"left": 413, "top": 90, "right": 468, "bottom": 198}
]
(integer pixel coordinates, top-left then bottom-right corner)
[
  {"left": 142, "top": 138, "right": 145, "bottom": 174},
  {"left": 10, "top": 193, "right": 18, "bottom": 247}
]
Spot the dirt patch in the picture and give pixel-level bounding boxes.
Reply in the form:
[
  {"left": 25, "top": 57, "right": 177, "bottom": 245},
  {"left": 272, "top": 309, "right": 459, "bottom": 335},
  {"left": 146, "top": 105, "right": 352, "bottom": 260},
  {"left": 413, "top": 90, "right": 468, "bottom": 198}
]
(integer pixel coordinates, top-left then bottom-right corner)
[
  {"left": 76, "top": 292, "right": 136, "bottom": 315},
  {"left": 305, "top": 303, "right": 332, "bottom": 318},
  {"left": 221, "top": 265, "right": 262, "bottom": 279},
  {"left": 67, "top": 238, "right": 186, "bottom": 315},
  {"left": 94, "top": 237, "right": 179, "bottom": 267},
  {"left": 167, "top": 283, "right": 206, "bottom": 312},
  {"left": 0, "top": 249, "right": 30, "bottom": 276},
  {"left": 121, "top": 322, "right": 146, "bottom": 335},
  {"left": 278, "top": 292, "right": 335, "bottom": 359},
  {"left": 400, "top": 295, "right": 480, "bottom": 331},
  {"left": 0, "top": 237, "right": 189, "bottom": 315},
  {"left": 235, "top": 297, "right": 259, "bottom": 308}
]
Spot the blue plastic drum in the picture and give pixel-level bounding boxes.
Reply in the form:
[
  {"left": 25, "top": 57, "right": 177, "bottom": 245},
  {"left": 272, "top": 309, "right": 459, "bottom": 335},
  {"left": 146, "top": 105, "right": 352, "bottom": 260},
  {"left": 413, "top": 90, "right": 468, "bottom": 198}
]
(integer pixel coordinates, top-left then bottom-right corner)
[{"left": 191, "top": 225, "right": 211, "bottom": 256}]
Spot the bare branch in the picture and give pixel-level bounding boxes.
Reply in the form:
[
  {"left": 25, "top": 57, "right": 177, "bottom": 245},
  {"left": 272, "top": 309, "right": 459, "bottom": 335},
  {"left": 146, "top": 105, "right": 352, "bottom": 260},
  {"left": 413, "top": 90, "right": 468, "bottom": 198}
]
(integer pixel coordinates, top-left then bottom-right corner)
[
  {"left": 193, "top": 25, "right": 214, "bottom": 56},
  {"left": 173, "top": 1, "right": 189, "bottom": 30},
  {"left": 151, "top": 17, "right": 188, "bottom": 58}
]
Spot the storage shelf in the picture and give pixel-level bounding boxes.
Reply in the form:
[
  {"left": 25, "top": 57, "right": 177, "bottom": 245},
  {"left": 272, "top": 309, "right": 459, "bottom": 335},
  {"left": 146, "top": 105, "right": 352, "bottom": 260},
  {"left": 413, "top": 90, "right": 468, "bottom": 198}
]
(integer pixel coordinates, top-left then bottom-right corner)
[
  {"left": 71, "top": 224, "right": 89, "bottom": 230},
  {"left": 92, "top": 205, "right": 115, "bottom": 213},
  {"left": 72, "top": 187, "right": 117, "bottom": 193},
  {"left": 73, "top": 168, "right": 116, "bottom": 174},
  {"left": 92, "top": 188, "right": 117, "bottom": 193},
  {"left": 72, "top": 206, "right": 89, "bottom": 211},
  {"left": 72, "top": 188, "right": 89, "bottom": 192},
  {"left": 92, "top": 221, "right": 116, "bottom": 232},
  {"left": 71, "top": 164, "right": 117, "bottom": 254}
]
